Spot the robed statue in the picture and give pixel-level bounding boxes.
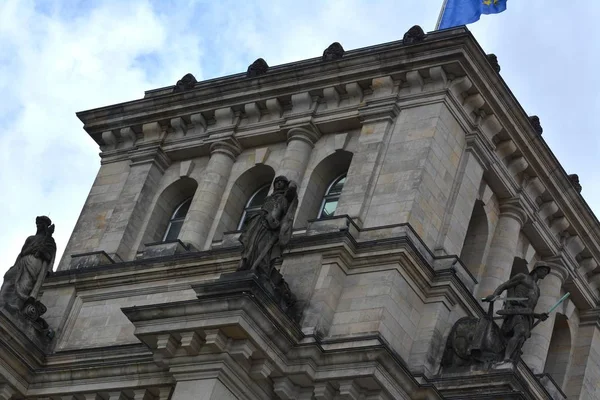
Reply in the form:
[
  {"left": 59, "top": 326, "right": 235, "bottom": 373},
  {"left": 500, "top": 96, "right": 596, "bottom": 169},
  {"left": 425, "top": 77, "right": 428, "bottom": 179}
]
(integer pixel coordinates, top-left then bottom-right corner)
[
  {"left": 0, "top": 216, "right": 56, "bottom": 325},
  {"left": 442, "top": 262, "right": 559, "bottom": 369},
  {"left": 238, "top": 176, "right": 298, "bottom": 277}
]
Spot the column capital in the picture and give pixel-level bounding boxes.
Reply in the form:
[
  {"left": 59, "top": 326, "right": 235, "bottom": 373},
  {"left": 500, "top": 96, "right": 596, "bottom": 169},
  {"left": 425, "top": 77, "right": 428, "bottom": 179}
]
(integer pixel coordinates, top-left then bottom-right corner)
[
  {"left": 539, "top": 257, "right": 571, "bottom": 284},
  {"left": 208, "top": 137, "right": 242, "bottom": 160},
  {"left": 357, "top": 100, "right": 399, "bottom": 124},
  {"left": 128, "top": 145, "right": 171, "bottom": 173},
  {"left": 285, "top": 122, "right": 321, "bottom": 147},
  {"left": 499, "top": 197, "right": 529, "bottom": 227}
]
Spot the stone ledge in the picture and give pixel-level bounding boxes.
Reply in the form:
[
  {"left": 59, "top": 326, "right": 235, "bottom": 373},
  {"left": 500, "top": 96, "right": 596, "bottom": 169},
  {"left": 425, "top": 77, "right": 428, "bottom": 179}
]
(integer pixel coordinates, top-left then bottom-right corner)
[
  {"left": 138, "top": 240, "right": 191, "bottom": 259},
  {"left": 430, "top": 361, "right": 563, "bottom": 399},
  {"left": 69, "top": 250, "right": 115, "bottom": 270},
  {"left": 306, "top": 215, "right": 359, "bottom": 238}
]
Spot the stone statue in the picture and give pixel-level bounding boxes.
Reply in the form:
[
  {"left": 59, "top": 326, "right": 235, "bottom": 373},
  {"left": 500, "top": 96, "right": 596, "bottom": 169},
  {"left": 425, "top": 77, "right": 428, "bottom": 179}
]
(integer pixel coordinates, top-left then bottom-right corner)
[
  {"left": 486, "top": 53, "right": 501, "bottom": 73},
  {"left": 568, "top": 174, "right": 582, "bottom": 193},
  {"left": 322, "top": 42, "right": 345, "bottom": 61},
  {"left": 236, "top": 176, "right": 298, "bottom": 318},
  {"left": 0, "top": 216, "right": 56, "bottom": 331},
  {"left": 172, "top": 73, "right": 197, "bottom": 93},
  {"left": 238, "top": 176, "right": 298, "bottom": 276},
  {"left": 403, "top": 25, "right": 426, "bottom": 45},
  {"left": 484, "top": 263, "right": 550, "bottom": 362},
  {"left": 528, "top": 115, "right": 543, "bottom": 135},
  {"left": 246, "top": 58, "right": 269, "bottom": 78},
  {"left": 442, "top": 262, "right": 553, "bottom": 369}
]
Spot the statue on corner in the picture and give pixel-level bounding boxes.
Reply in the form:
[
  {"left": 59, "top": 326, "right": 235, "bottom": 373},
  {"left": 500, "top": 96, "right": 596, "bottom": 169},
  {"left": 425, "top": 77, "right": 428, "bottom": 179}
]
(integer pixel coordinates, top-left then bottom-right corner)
[
  {"left": 238, "top": 175, "right": 298, "bottom": 277},
  {"left": 0, "top": 216, "right": 56, "bottom": 332},
  {"left": 237, "top": 176, "right": 298, "bottom": 317},
  {"left": 441, "top": 262, "right": 563, "bottom": 369}
]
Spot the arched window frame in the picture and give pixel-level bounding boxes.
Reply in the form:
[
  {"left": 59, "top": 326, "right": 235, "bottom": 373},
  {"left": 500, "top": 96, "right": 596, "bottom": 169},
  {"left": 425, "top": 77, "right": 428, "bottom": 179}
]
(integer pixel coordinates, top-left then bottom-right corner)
[
  {"left": 317, "top": 173, "right": 346, "bottom": 219},
  {"left": 237, "top": 184, "right": 270, "bottom": 230},
  {"left": 162, "top": 197, "right": 192, "bottom": 242}
]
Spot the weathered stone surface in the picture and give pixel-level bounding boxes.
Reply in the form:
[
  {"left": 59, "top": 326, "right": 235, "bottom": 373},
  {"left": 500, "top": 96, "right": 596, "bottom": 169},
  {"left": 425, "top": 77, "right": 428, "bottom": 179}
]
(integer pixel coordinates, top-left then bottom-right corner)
[
  {"left": 322, "top": 42, "right": 345, "bottom": 61},
  {"left": 172, "top": 73, "right": 197, "bottom": 93},
  {"left": 529, "top": 115, "right": 543, "bottom": 134},
  {"left": 486, "top": 53, "right": 501, "bottom": 73},
  {"left": 69, "top": 250, "right": 115, "bottom": 269},
  {"left": 246, "top": 58, "right": 268, "bottom": 78},
  {"left": 403, "top": 25, "right": 426, "bottom": 44},
  {"left": 568, "top": 173, "right": 582, "bottom": 193}
]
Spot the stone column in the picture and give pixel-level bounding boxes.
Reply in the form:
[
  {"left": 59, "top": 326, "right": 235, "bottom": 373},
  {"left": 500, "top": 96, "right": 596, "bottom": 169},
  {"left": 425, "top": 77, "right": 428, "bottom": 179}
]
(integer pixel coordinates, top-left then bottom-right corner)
[
  {"left": 277, "top": 125, "right": 320, "bottom": 185},
  {"left": 565, "top": 310, "right": 600, "bottom": 398},
  {"left": 179, "top": 139, "right": 241, "bottom": 250},
  {"left": 521, "top": 263, "right": 568, "bottom": 374},
  {"left": 476, "top": 200, "right": 528, "bottom": 298}
]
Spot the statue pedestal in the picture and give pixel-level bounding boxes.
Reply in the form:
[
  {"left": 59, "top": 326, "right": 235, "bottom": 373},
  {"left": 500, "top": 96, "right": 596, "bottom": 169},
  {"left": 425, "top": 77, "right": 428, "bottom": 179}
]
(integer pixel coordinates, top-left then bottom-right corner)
[
  {"left": 194, "top": 269, "right": 300, "bottom": 322},
  {"left": 431, "top": 361, "right": 566, "bottom": 399},
  {"left": 0, "top": 304, "right": 52, "bottom": 353}
]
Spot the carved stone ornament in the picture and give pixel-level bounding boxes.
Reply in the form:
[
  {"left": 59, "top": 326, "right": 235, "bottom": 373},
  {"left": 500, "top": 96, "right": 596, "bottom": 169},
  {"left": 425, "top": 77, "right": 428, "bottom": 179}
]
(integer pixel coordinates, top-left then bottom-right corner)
[
  {"left": 403, "top": 25, "right": 426, "bottom": 45},
  {"left": 486, "top": 53, "right": 501, "bottom": 73},
  {"left": 246, "top": 58, "right": 269, "bottom": 78},
  {"left": 0, "top": 216, "right": 56, "bottom": 337},
  {"left": 528, "top": 115, "right": 543, "bottom": 135},
  {"left": 322, "top": 42, "right": 345, "bottom": 61},
  {"left": 441, "top": 262, "right": 553, "bottom": 369},
  {"left": 172, "top": 73, "right": 198, "bottom": 93},
  {"left": 237, "top": 176, "right": 298, "bottom": 317},
  {"left": 568, "top": 174, "right": 582, "bottom": 193}
]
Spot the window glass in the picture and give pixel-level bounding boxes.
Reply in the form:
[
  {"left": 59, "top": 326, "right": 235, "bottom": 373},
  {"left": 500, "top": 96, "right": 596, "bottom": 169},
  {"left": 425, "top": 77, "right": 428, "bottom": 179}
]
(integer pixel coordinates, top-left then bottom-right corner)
[
  {"left": 238, "top": 184, "right": 270, "bottom": 230},
  {"left": 163, "top": 198, "right": 192, "bottom": 242},
  {"left": 318, "top": 174, "right": 346, "bottom": 219}
]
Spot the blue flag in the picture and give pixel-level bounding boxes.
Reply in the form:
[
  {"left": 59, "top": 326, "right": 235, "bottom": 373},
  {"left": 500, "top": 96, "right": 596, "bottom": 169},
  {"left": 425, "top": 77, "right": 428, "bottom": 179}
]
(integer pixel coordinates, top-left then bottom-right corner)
[{"left": 439, "top": 0, "right": 507, "bottom": 29}]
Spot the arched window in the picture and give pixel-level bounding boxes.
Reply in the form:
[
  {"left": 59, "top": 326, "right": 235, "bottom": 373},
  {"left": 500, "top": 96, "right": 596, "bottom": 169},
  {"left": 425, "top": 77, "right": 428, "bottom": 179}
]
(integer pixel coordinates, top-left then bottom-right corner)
[
  {"left": 163, "top": 197, "right": 192, "bottom": 242},
  {"left": 237, "top": 184, "right": 270, "bottom": 231},
  {"left": 318, "top": 174, "right": 346, "bottom": 219}
]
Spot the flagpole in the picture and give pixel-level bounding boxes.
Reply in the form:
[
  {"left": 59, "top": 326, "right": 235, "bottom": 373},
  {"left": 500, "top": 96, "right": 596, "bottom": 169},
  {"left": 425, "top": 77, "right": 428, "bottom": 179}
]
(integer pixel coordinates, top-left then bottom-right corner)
[{"left": 435, "top": 0, "right": 449, "bottom": 30}]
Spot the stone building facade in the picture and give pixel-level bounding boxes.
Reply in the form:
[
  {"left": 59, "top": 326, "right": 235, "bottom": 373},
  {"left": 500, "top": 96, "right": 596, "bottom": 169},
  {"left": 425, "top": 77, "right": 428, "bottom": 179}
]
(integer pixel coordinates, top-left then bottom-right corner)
[{"left": 1, "top": 26, "right": 599, "bottom": 399}]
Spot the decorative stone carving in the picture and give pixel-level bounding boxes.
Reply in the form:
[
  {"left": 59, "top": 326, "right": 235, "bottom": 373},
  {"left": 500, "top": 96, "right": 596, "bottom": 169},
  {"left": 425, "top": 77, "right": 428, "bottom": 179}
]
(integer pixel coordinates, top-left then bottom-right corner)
[
  {"left": 528, "top": 115, "right": 543, "bottom": 135},
  {"left": 237, "top": 176, "right": 298, "bottom": 315},
  {"left": 172, "top": 73, "right": 197, "bottom": 93},
  {"left": 486, "top": 53, "right": 501, "bottom": 73},
  {"left": 403, "top": 25, "right": 426, "bottom": 45},
  {"left": 0, "top": 216, "right": 56, "bottom": 336},
  {"left": 442, "top": 262, "right": 555, "bottom": 369},
  {"left": 246, "top": 58, "right": 269, "bottom": 78},
  {"left": 322, "top": 42, "right": 345, "bottom": 61},
  {"left": 568, "top": 174, "right": 582, "bottom": 193}
]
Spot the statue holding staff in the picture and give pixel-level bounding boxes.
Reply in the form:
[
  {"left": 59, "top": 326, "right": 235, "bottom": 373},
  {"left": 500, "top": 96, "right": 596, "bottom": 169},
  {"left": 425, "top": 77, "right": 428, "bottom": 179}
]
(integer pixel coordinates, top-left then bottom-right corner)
[{"left": 237, "top": 176, "right": 298, "bottom": 278}]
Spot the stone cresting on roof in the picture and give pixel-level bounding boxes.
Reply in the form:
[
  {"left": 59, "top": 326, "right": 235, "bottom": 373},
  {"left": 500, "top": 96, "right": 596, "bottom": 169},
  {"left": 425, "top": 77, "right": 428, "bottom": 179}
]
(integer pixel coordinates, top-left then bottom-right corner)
[
  {"left": 322, "top": 42, "right": 345, "bottom": 61},
  {"left": 568, "top": 174, "right": 583, "bottom": 193},
  {"left": 172, "top": 73, "right": 197, "bottom": 93},
  {"left": 403, "top": 25, "right": 426, "bottom": 45},
  {"left": 246, "top": 58, "right": 269, "bottom": 78},
  {"left": 486, "top": 53, "right": 501, "bottom": 73},
  {"left": 528, "top": 115, "right": 543, "bottom": 135}
]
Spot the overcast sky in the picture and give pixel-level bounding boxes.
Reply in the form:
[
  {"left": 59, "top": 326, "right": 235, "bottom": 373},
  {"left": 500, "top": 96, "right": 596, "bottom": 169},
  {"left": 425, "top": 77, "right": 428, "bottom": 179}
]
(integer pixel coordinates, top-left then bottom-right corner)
[{"left": 0, "top": 0, "right": 599, "bottom": 274}]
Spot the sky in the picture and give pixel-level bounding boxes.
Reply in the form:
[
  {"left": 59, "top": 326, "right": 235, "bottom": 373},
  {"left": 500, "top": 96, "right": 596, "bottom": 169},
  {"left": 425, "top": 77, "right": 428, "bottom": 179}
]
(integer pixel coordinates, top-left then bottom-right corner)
[{"left": 0, "top": 0, "right": 599, "bottom": 275}]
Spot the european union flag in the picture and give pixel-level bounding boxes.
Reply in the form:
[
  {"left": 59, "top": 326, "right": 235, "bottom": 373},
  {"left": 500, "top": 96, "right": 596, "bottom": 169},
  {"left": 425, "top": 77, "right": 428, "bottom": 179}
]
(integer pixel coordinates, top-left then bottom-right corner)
[{"left": 439, "top": 0, "right": 507, "bottom": 30}]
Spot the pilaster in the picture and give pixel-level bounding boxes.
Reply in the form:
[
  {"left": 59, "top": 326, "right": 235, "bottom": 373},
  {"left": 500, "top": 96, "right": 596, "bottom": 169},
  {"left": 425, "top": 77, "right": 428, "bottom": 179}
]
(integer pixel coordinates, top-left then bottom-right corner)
[
  {"left": 334, "top": 92, "right": 399, "bottom": 225},
  {"left": 97, "top": 146, "right": 171, "bottom": 262}
]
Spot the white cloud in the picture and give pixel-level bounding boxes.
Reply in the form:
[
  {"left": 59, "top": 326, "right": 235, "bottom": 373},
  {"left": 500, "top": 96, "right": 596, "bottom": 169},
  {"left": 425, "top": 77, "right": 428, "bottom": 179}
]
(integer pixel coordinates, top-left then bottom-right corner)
[{"left": 0, "top": 0, "right": 202, "bottom": 273}]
